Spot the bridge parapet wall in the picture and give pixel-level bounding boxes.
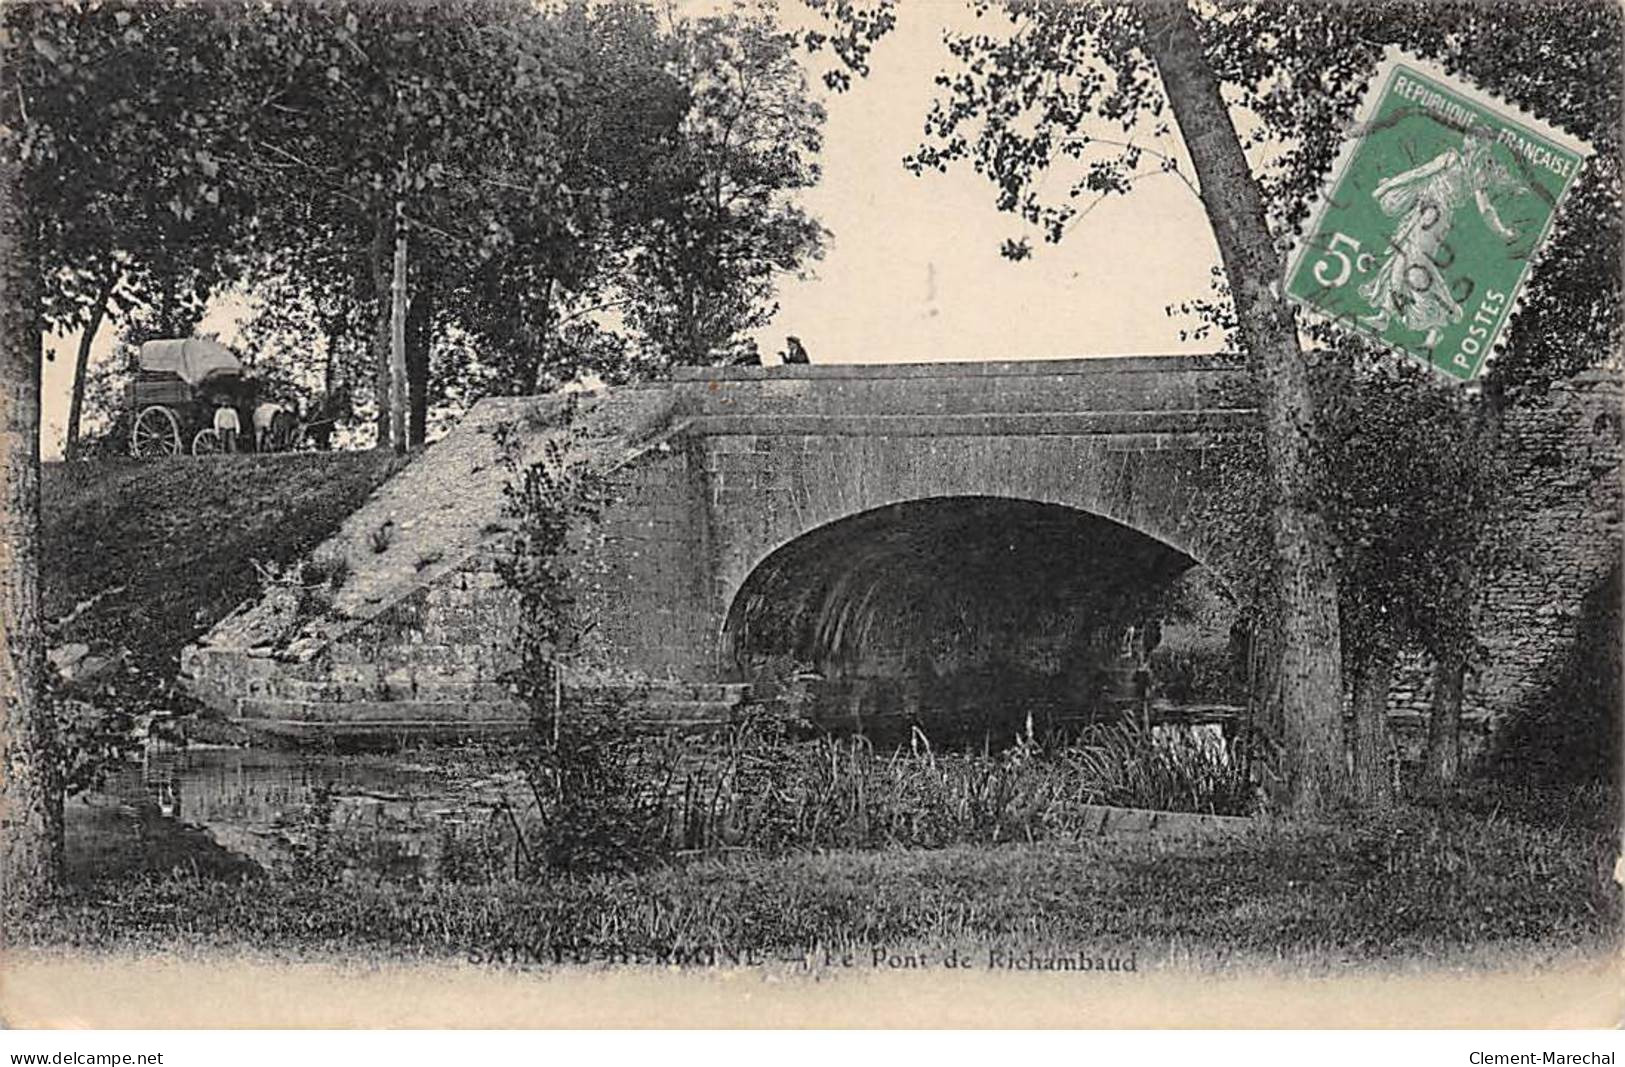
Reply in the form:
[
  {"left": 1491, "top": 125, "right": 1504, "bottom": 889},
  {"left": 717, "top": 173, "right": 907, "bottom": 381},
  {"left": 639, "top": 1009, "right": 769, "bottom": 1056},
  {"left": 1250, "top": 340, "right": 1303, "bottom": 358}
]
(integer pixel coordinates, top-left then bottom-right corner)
[{"left": 669, "top": 355, "right": 1256, "bottom": 420}]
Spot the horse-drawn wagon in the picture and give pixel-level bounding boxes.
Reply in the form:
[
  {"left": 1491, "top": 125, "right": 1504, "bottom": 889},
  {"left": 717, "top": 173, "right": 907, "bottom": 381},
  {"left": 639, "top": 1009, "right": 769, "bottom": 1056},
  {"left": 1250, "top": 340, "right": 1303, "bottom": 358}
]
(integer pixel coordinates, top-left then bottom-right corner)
[
  {"left": 127, "top": 338, "right": 260, "bottom": 457},
  {"left": 128, "top": 337, "right": 350, "bottom": 456}
]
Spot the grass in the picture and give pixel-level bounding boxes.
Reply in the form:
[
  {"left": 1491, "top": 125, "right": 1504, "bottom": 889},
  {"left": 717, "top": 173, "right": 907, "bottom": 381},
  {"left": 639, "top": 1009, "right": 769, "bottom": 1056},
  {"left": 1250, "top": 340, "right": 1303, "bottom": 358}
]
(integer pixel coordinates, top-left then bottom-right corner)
[
  {"left": 26, "top": 454, "right": 1621, "bottom": 974},
  {"left": 12, "top": 783, "right": 1618, "bottom": 971},
  {"left": 536, "top": 720, "right": 1256, "bottom": 866},
  {"left": 42, "top": 453, "right": 410, "bottom": 702}
]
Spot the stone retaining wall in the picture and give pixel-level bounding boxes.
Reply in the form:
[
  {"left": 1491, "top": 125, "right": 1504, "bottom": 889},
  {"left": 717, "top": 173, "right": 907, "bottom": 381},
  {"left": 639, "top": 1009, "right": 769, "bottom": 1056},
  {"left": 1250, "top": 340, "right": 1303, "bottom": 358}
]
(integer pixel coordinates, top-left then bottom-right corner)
[{"left": 1385, "top": 372, "right": 1622, "bottom": 757}]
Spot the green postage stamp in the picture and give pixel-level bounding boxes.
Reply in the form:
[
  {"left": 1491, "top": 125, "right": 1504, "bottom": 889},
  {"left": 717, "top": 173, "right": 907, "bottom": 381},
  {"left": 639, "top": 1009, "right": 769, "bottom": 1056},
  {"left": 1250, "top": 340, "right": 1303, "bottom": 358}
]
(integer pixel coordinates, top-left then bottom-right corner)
[{"left": 1284, "top": 49, "right": 1593, "bottom": 381}]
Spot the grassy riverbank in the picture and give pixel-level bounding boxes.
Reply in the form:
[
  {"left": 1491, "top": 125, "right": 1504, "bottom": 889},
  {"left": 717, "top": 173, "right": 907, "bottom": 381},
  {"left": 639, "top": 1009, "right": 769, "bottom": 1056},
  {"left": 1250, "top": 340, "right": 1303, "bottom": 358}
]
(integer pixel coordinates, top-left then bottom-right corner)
[
  {"left": 43, "top": 453, "right": 410, "bottom": 702},
  {"left": 13, "top": 783, "right": 1618, "bottom": 971}
]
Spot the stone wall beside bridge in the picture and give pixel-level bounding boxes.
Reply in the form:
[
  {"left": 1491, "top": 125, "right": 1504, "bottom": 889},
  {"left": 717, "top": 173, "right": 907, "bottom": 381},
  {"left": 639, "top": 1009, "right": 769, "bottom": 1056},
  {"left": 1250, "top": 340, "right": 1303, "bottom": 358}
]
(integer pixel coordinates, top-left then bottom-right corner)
[{"left": 1386, "top": 371, "right": 1622, "bottom": 752}]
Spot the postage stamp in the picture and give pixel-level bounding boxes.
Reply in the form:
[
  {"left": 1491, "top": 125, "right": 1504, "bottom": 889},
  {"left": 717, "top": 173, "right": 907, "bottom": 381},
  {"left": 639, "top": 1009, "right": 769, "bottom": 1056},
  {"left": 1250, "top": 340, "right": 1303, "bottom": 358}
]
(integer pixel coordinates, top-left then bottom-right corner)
[{"left": 1284, "top": 49, "right": 1593, "bottom": 381}]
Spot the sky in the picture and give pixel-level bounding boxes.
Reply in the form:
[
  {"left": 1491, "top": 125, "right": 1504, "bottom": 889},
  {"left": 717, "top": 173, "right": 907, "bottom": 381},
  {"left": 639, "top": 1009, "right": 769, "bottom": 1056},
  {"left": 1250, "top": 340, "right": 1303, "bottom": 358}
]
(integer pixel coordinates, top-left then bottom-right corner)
[
  {"left": 40, "top": 1, "right": 1226, "bottom": 458},
  {"left": 744, "top": 1, "right": 1222, "bottom": 366}
]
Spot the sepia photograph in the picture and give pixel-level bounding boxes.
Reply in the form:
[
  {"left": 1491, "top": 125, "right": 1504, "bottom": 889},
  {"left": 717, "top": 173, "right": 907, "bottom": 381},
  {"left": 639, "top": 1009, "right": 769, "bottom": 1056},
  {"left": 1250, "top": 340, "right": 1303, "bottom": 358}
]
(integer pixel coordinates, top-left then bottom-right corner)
[{"left": 0, "top": 0, "right": 1620, "bottom": 1037}]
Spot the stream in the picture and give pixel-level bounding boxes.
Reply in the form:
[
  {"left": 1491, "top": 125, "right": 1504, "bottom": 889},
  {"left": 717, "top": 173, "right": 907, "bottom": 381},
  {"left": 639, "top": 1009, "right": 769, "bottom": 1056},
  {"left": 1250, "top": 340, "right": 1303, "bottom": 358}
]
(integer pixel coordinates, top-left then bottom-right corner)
[{"left": 65, "top": 744, "right": 540, "bottom": 887}]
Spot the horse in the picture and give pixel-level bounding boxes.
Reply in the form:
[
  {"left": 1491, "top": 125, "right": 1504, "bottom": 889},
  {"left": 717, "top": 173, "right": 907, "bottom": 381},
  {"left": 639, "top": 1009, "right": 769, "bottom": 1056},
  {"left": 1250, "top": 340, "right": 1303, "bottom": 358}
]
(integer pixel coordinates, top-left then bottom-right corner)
[
  {"left": 271, "top": 407, "right": 299, "bottom": 451},
  {"left": 304, "top": 385, "right": 353, "bottom": 451},
  {"left": 253, "top": 401, "right": 300, "bottom": 452}
]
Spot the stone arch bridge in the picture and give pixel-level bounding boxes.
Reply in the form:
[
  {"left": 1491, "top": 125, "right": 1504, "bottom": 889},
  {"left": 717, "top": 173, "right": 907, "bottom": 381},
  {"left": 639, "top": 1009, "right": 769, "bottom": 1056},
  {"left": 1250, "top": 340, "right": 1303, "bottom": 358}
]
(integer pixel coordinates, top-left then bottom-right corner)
[
  {"left": 186, "top": 353, "right": 1625, "bottom": 748},
  {"left": 184, "top": 355, "right": 1260, "bottom": 738}
]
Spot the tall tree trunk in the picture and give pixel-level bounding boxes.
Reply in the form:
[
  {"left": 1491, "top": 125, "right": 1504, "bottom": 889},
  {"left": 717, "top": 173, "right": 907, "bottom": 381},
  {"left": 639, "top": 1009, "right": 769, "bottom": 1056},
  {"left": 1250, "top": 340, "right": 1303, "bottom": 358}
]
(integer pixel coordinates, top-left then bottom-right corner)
[
  {"left": 389, "top": 198, "right": 408, "bottom": 456},
  {"left": 406, "top": 286, "right": 431, "bottom": 447},
  {"left": 64, "top": 268, "right": 116, "bottom": 461},
  {"left": 1350, "top": 643, "right": 1396, "bottom": 806},
  {"left": 1425, "top": 650, "right": 1467, "bottom": 788},
  {"left": 323, "top": 313, "right": 342, "bottom": 400},
  {"left": 0, "top": 81, "right": 60, "bottom": 904},
  {"left": 1421, "top": 390, "right": 1501, "bottom": 787},
  {"left": 522, "top": 276, "right": 556, "bottom": 396},
  {"left": 370, "top": 209, "right": 392, "bottom": 450},
  {"left": 308, "top": 314, "right": 347, "bottom": 452},
  {"left": 157, "top": 260, "right": 177, "bottom": 337},
  {"left": 1140, "top": 0, "right": 1347, "bottom": 815}
]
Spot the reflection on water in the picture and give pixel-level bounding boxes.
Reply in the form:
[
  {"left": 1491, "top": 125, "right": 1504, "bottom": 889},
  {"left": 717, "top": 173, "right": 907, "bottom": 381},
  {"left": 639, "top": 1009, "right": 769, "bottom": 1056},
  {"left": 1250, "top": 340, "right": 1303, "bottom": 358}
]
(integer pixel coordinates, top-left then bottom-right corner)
[
  {"left": 68, "top": 723, "right": 1243, "bottom": 887},
  {"left": 71, "top": 745, "right": 540, "bottom": 887}
]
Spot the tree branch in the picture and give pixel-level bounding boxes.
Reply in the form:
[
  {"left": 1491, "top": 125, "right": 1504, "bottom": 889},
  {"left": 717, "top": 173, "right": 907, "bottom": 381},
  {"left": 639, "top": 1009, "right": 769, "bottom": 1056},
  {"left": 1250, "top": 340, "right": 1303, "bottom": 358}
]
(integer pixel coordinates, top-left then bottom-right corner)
[{"left": 1056, "top": 135, "right": 1201, "bottom": 199}]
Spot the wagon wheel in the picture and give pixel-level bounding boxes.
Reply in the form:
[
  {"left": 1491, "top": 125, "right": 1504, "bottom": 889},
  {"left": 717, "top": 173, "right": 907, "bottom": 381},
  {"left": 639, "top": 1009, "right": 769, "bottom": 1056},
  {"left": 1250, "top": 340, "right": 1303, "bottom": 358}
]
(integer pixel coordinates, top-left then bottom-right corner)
[
  {"left": 130, "top": 406, "right": 183, "bottom": 458},
  {"left": 191, "top": 428, "right": 222, "bottom": 456}
]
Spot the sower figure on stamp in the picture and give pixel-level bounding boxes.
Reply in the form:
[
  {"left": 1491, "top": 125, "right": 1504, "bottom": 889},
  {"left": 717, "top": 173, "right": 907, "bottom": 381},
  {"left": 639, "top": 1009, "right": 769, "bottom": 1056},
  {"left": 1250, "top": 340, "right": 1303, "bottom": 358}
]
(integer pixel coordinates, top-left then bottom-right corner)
[{"left": 1359, "top": 124, "right": 1526, "bottom": 347}]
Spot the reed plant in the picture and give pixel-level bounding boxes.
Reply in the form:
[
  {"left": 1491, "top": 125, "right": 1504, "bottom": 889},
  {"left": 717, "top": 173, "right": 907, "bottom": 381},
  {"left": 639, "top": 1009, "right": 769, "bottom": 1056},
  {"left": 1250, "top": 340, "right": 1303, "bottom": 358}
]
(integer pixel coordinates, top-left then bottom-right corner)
[{"left": 522, "top": 711, "right": 1256, "bottom": 872}]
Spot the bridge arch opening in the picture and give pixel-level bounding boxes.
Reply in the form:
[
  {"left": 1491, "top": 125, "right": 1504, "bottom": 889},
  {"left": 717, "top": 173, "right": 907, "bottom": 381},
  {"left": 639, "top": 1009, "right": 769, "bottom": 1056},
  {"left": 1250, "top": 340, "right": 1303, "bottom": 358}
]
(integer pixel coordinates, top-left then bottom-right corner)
[{"left": 721, "top": 496, "right": 1246, "bottom": 746}]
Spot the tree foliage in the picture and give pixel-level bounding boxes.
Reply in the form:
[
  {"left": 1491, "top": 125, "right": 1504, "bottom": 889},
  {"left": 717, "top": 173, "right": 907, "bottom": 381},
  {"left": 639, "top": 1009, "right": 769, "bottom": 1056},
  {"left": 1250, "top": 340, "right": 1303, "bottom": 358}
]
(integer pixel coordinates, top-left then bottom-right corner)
[
  {"left": 18, "top": 2, "right": 253, "bottom": 334},
  {"left": 216, "top": 0, "right": 830, "bottom": 401},
  {"left": 909, "top": 0, "right": 1620, "bottom": 393},
  {"left": 618, "top": 5, "right": 828, "bottom": 369},
  {"left": 33, "top": 0, "right": 833, "bottom": 454}
]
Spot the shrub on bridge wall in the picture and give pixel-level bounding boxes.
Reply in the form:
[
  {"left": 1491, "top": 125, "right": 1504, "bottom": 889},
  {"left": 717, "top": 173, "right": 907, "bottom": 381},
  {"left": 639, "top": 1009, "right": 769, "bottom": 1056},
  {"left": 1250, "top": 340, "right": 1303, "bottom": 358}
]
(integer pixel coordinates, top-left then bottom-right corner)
[
  {"left": 495, "top": 409, "right": 674, "bottom": 874},
  {"left": 492, "top": 410, "right": 606, "bottom": 718}
]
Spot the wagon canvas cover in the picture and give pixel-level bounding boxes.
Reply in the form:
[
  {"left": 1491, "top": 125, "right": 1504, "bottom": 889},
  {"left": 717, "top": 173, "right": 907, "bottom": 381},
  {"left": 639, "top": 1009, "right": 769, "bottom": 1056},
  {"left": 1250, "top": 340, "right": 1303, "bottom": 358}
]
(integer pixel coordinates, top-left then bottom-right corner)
[{"left": 137, "top": 338, "right": 243, "bottom": 385}]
